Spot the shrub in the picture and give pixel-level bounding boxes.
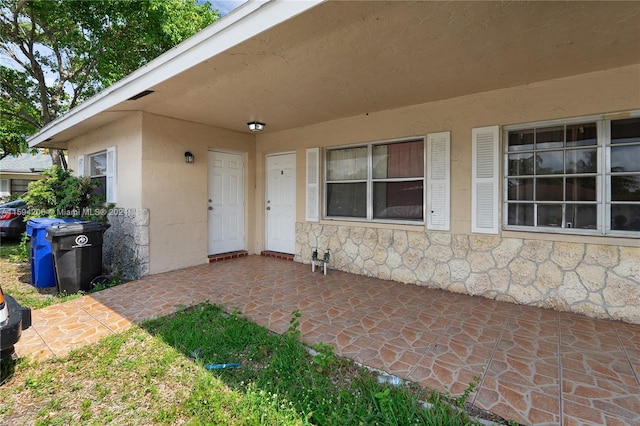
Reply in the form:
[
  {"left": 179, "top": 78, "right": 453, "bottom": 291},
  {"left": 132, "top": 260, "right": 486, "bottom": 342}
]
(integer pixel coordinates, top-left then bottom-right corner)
[{"left": 23, "top": 165, "right": 109, "bottom": 221}]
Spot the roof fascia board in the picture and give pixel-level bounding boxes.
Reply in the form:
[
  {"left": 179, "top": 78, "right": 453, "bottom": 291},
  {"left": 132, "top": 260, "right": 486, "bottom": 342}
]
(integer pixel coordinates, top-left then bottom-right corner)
[{"left": 29, "top": 0, "right": 324, "bottom": 147}]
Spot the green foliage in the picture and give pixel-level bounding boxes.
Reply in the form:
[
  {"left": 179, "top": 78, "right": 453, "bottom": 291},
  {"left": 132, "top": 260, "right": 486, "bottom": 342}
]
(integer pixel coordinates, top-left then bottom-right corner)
[
  {"left": 8, "top": 234, "right": 30, "bottom": 263},
  {"left": 286, "top": 309, "right": 302, "bottom": 340},
  {"left": 88, "top": 275, "right": 125, "bottom": 293},
  {"left": 0, "top": 0, "right": 219, "bottom": 157},
  {"left": 456, "top": 375, "right": 480, "bottom": 409},
  {"left": 310, "top": 342, "right": 335, "bottom": 372},
  {"left": 0, "top": 239, "right": 23, "bottom": 261},
  {"left": 22, "top": 165, "right": 108, "bottom": 221},
  {"left": 0, "top": 69, "right": 40, "bottom": 160}
]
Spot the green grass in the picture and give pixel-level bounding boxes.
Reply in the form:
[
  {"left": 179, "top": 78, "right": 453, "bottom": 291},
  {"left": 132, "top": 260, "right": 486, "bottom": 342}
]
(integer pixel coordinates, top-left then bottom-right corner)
[
  {"left": 0, "top": 240, "right": 22, "bottom": 259},
  {"left": 0, "top": 303, "right": 499, "bottom": 425}
]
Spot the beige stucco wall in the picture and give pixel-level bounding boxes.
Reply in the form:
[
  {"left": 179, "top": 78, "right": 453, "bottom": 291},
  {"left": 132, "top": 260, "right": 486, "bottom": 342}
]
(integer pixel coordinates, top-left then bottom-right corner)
[
  {"left": 67, "top": 112, "right": 144, "bottom": 209},
  {"left": 257, "top": 64, "right": 640, "bottom": 246},
  {"left": 140, "top": 113, "right": 256, "bottom": 274},
  {"left": 66, "top": 111, "right": 257, "bottom": 276}
]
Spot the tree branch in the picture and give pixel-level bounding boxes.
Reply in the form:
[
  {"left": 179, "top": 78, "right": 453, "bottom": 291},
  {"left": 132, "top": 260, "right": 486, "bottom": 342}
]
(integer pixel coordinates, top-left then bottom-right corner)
[{"left": 1, "top": 108, "right": 41, "bottom": 129}]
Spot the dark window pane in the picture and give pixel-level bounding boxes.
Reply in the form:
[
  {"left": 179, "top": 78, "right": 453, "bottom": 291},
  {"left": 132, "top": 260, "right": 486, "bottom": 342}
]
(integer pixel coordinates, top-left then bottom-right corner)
[
  {"left": 566, "top": 148, "right": 597, "bottom": 174},
  {"left": 566, "top": 177, "right": 596, "bottom": 201},
  {"left": 565, "top": 204, "right": 597, "bottom": 229},
  {"left": 10, "top": 179, "right": 31, "bottom": 195},
  {"left": 536, "top": 126, "right": 564, "bottom": 149},
  {"left": 538, "top": 204, "right": 563, "bottom": 227},
  {"left": 536, "top": 151, "right": 564, "bottom": 175},
  {"left": 508, "top": 129, "right": 534, "bottom": 151},
  {"left": 611, "top": 145, "right": 640, "bottom": 173},
  {"left": 91, "top": 176, "right": 107, "bottom": 201},
  {"left": 611, "top": 117, "right": 640, "bottom": 145},
  {"left": 373, "top": 140, "right": 423, "bottom": 179},
  {"left": 611, "top": 204, "right": 640, "bottom": 231},
  {"left": 507, "top": 178, "right": 533, "bottom": 201},
  {"left": 611, "top": 175, "right": 640, "bottom": 201},
  {"left": 508, "top": 153, "right": 534, "bottom": 176},
  {"left": 507, "top": 203, "right": 534, "bottom": 226},
  {"left": 373, "top": 181, "right": 423, "bottom": 220},
  {"left": 566, "top": 123, "right": 597, "bottom": 147},
  {"left": 326, "top": 182, "right": 366, "bottom": 217},
  {"left": 536, "top": 177, "right": 563, "bottom": 201}
]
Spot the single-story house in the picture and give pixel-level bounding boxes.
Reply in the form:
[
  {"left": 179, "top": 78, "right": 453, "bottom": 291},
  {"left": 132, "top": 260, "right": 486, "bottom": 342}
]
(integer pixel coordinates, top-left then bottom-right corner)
[
  {"left": 28, "top": 1, "right": 640, "bottom": 323},
  {"left": 0, "top": 152, "right": 52, "bottom": 199}
]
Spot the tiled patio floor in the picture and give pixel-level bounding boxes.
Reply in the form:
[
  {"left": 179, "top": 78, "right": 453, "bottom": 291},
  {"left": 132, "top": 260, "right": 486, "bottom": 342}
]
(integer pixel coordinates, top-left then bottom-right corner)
[{"left": 15, "top": 256, "right": 640, "bottom": 425}]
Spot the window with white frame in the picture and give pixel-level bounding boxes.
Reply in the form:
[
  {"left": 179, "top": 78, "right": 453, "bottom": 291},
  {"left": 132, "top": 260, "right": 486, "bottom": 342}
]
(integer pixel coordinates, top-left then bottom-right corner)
[
  {"left": 89, "top": 151, "right": 108, "bottom": 200},
  {"left": 504, "top": 116, "right": 640, "bottom": 235},
  {"left": 325, "top": 138, "right": 425, "bottom": 222},
  {"left": 79, "top": 147, "right": 116, "bottom": 203}
]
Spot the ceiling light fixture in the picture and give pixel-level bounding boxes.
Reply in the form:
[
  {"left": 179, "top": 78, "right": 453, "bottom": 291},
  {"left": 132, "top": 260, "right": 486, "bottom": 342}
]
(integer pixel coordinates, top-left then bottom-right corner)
[{"left": 247, "top": 121, "right": 265, "bottom": 132}]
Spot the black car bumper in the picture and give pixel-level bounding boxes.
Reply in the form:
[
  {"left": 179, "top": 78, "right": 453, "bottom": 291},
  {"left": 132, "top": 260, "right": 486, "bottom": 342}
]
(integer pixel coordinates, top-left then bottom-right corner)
[
  {"left": 0, "top": 222, "right": 25, "bottom": 239},
  {"left": 0, "top": 295, "right": 32, "bottom": 361}
]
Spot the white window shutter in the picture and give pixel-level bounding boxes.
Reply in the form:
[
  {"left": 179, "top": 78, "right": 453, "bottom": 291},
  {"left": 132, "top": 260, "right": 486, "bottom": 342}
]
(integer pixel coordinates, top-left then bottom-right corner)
[
  {"left": 472, "top": 126, "right": 500, "bottom": 234},
  {"left": 106, "top": 147, "right": 117, "bottom": 203},
  {"left": 77, "top": 155, "right": 85, "bottom": 177},
  {"left": 306, "top": 148, "right": 319, "bottom": 222},
  {"left": 427, "top": 131, "right": 450, "bottom": 231},
  {"left": 0, "top": 179, "right": 9, "bottom": 197}
]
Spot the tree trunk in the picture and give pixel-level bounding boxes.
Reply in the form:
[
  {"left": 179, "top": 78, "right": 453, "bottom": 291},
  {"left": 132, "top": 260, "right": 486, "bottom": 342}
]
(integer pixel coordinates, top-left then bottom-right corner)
[{"left": 49, "top": 149, "right": 67, "bottom": 169}]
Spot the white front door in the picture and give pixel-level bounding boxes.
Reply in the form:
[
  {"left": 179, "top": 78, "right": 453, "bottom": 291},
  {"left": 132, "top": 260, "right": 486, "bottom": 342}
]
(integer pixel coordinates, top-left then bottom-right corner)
[
  {"left": 266, "top": 153, "right": 296, "bottom": 253},
  {"left": 208, "top": 150, "right": 244, "bottom": 254}
]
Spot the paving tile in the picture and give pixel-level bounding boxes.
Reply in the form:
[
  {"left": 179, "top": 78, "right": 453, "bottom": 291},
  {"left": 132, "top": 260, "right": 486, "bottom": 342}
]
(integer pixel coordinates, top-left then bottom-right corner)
[
  {"left": 496, "top": 330, "right": 560, "bottom": 361},
  {"left": 13, "top": 327, "right": 52, "bottom": 360},
  {"left": 441, "top": 321, "right": 503, "bottom": 348},
  {"left": 475, "top": 376, "right": 560, "bottom": 425},
  {"left": 488, "top": 351, "right": 560, "bottom": 388},
  {"left": 614, "top": 321, "right": 640, "bottom": 352},
  {"left": 412, "top": 356, "right": 484, "bottom": 396},
  {"left": 560, "top": 329, "right": 624, "bottom": 353},
  {"left": 623, "top": 347, "right": 640, "bottom": 384},
  {"left": 562, "top": 398, "right": 640, "bottom": 426},
  {"left": 561, "top": 350, "right": 637, "bottom": 383},
  {"left": 12, "top": 255, "right": 640, "bottom": 426},
  {"left": 562, "top": 367, "right": 640, "bottom": 418}
]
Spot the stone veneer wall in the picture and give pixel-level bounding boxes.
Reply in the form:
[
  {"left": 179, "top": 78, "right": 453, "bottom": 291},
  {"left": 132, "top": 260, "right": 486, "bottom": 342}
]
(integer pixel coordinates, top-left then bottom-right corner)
[
  {"left": 103, "top": 208, "right": 150, "bottom": 280},
  {"left": 295, "top": 222, "right": 640, "bottom": 324}
]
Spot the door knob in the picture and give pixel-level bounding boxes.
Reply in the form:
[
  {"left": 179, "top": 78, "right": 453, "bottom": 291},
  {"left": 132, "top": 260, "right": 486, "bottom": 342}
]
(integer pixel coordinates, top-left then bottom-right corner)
[
  {"left": 208, "top": 207, "right": 213, "bottom": 210},
  {"left": 266, "top": 207, "right": 271, "bottom": 210}
]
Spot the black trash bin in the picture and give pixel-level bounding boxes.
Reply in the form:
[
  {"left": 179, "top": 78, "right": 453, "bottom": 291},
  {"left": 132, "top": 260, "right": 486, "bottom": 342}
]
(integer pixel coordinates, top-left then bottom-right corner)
[{"left": 45, "top": 221, "right": 111, "bottom": 294}]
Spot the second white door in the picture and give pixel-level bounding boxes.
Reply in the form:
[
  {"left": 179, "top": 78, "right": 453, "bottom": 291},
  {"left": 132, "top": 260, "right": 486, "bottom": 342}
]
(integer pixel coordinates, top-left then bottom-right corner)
[{"left": 266, "top": 153, "right": 296, "bottom": 254}]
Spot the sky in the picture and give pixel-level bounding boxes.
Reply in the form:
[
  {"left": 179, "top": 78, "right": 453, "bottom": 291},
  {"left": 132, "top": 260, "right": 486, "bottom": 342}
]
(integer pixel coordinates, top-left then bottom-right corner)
[{"left": 208, "top": 0, "right": 247, "bottom": 16}]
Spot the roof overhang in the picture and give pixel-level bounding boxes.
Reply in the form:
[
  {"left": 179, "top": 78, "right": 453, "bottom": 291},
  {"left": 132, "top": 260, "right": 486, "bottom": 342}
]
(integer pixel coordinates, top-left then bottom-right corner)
[{"left": 30, "top": 0, "right": 640, "bottom": 149}]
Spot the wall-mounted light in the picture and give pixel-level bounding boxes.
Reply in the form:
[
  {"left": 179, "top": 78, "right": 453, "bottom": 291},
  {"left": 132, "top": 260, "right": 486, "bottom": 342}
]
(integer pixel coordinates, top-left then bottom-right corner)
[
  {"left": 184, "top": 151, "right": 194, "bottom": 163},
  {"left": 247, "top": 121, "right": 266, "bottom": 132}
]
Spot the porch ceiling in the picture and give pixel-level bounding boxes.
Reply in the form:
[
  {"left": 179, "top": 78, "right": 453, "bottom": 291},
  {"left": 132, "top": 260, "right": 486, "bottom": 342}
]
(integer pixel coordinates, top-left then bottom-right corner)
[{"left": 41, "top": 1, "right": 640, "bottom": 146}]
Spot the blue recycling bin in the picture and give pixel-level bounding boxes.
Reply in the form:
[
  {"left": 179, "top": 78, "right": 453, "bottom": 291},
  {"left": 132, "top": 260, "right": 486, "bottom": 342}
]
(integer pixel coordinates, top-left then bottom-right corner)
[{"left": 25, "top": 218, "right": 79, "bottom": 288}]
